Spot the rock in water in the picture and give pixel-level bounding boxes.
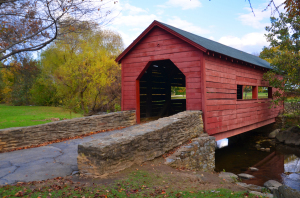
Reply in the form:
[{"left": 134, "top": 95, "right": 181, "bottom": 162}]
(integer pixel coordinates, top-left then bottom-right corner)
[
  {"left": 269, "top": 129, "right": 280, "bottom": 138},
  {"left": 264, "top": 180, "right": 282, "bottom": 193},
  {"left": 276, "top": 126, "right": 300, "bottom": 146},
  {"left": 237, "top": 173, "right": 255, "bottom": 179},
  {"left": 273, "top": 185, "right": 300, "bottom": 198},
  {"left": 249, "top": 167, "right": 258, "bottom": 171}
]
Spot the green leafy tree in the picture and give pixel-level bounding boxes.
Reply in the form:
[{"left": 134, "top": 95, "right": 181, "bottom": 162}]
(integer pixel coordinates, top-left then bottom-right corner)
[
  {"left": 260, "top": 11, "right": 300, "bottom": 116},
  {"left": 30, "top": 75, "right": 60, "bottom": 106},
  {"left": 40, "top": 26, "right": 123, "bottom": 113},
  {"left": 0, "top": 57, "right": 40, "bottom": 105}
]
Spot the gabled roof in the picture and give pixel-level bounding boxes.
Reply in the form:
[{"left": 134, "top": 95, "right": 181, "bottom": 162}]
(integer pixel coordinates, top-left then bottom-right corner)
[{"left": 116, "top": 20, "right": 271, "bottom": 69}]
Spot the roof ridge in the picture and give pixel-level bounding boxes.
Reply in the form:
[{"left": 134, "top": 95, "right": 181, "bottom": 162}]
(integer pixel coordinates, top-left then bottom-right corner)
[
  {"left": 155, "top": 20, "right": 271, "bottom": 69},
  {"left": 157, "top": 21, "right": 258, "bottom": 58}
]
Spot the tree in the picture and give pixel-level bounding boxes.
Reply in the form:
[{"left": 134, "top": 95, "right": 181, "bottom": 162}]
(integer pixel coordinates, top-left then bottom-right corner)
[
  {"left": 40, "top": 26, "right": 123, "bottom": 113},
  {"left": 0, "top": 57, "right": 40, "bottom": 105},
  {"left": 0, "top": 0, "right": 118, "bottom": 61},
  {"left": 260, "top": 11, "right": 300, "bottom": 106}
]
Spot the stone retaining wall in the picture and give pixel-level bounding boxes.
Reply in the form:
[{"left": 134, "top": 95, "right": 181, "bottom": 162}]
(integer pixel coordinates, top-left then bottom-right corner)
[
  {"left": 0, "top": 111, "right": 136, "bottom": 152},
  {"left": 165, "top": 134, "right": 215, "bottom": 172},
  {"left": 78, "top": 111, "right": 207, "bottom": 177}
]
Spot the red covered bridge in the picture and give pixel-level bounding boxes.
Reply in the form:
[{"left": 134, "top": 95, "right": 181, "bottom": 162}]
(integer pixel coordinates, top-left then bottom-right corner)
[{"left": 115, "top": 20, "right": 282, "bottom": 141}]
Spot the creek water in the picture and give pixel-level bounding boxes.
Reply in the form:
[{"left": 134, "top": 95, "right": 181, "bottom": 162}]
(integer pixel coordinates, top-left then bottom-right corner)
[{"left": 215, "top": 124, "right": 300, "bottom": 191}]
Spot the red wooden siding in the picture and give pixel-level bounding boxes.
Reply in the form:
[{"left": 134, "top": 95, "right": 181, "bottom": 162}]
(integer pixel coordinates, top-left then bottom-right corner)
[
  {"left": 121, "top": 27, "right": 202, "bottom": 111},
  {"left": 204, "top": 54, "right": 282, "bottom": 138}
]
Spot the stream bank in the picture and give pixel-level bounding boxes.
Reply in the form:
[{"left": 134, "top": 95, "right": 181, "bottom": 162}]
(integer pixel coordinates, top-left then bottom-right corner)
[{"left": 215, "top": 121, "right": 300, "bottom": 191}]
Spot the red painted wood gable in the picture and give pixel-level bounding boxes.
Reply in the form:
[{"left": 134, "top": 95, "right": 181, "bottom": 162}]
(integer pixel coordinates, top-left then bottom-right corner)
[{"left": 121, "top": 26, "right": 203, "bottom": 112}]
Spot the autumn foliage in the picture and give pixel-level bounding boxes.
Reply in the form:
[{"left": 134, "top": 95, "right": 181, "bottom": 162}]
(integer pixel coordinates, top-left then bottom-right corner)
[{"left": 0, "top": 24, "right": 124, "bottom": 114}]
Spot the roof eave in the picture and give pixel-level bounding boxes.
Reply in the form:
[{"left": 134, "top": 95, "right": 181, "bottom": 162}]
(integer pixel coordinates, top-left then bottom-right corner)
[{"left": 204, "top": 49, "right": 272, "bottom": 70}]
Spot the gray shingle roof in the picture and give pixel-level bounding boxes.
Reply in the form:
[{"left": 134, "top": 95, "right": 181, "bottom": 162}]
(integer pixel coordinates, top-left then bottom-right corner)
[{"left": 157, "top": 21, "right": 271, "bottom": 69}]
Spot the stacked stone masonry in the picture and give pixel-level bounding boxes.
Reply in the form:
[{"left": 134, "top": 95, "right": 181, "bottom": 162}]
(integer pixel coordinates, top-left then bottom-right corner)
[
  {"left": 77, "top": 111, "right": 214, "bottom": 177},
  {"left": 165, "top": 134, "right": 215, "bottom": 172},
  {"left": 0, "top": 111, "right": 136, "bottom": 152}
]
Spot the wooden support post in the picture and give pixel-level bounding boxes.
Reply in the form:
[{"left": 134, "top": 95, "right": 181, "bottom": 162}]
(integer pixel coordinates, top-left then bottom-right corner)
[
  {"left": 242, "top": 85, "right": 244, "bottom": 99},
  {"left": 252, "top": 86, "right": 258, "bottom": 99},
  {"left": 165, "top": 68, "right": 171, "bottom": 115},
  {"left": 159, "top": 63, "right": 171, "bottom": 117},
  {"left": 136, "top": 79, "right": 140, "bottom": 124},
  {"left": 200, "top": 52, "right": 207, "bottom": 132},
  {"left": 268, "top": 87, "right": 272, "bottom": 98},
  {"left": 146, "top": 67, "right": 152, "bottom": 117}
]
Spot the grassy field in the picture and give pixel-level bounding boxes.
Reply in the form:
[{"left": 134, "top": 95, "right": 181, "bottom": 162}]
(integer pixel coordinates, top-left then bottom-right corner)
[{"left": 0, "top": 104, "right": 83, "bottom": 129}]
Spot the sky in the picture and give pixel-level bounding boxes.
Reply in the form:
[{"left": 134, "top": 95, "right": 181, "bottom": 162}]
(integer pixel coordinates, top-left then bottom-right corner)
[{"left": 105, "top": 0, "right": 285, "bottom": 55}]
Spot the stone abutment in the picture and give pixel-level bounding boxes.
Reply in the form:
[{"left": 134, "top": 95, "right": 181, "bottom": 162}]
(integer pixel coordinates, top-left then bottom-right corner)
[{"left": 77, "top": 111, "right": 215, "bottom": 177}]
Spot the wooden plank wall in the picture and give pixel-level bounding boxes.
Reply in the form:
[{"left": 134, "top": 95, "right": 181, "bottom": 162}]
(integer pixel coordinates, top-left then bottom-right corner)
[
  {"left": 121, "top": 27, "right": 202, "bottom": 112},
  {"left": 204, "top": 54, "right": 283, "bottom": 138}
]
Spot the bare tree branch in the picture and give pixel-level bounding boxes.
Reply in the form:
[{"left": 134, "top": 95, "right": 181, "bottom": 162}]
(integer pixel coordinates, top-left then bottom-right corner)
[{"left": 0, "top": 0, "right": 118, "bottom": 61}]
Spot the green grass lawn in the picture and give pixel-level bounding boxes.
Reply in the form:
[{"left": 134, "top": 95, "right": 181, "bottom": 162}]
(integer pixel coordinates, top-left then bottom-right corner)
[
  {"left": 243, "top": 92, "right": 268, "bottom": 99},
  {"left": 0, "top": 104, "right": 83, "bottom": 129},
  {"left": 171, "top": 95, "right": 186, "bottom": 99}
]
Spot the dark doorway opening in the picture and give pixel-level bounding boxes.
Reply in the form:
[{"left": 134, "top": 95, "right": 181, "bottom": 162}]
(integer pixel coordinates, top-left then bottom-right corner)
[{"left": 139, "top": 59, "right": 186, "bottom": 120}]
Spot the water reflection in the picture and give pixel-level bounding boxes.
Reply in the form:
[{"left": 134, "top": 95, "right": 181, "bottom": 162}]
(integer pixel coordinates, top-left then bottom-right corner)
[
  {"left": 284, "top": 155, "right": 300, "bottom": 172},
  {"left": 282, "top": 154, "right": 300, "bottom": 190},
  {"left": 215, "top": 127, "right": 300, "bottom": 191},
  {"left": 216, "top": 138, "right": 228, "bottom": 149}
]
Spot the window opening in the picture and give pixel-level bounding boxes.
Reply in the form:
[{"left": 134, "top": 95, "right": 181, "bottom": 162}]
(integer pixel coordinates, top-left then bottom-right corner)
[
  {"left": 243, "top": 86, "right": 252, "bottom": 99},
  {"left": 171, "top": 86, "right": 186, "bottom": 99},
  {"left": 258, "top": 87, "right": 268, "bottom": 99}
]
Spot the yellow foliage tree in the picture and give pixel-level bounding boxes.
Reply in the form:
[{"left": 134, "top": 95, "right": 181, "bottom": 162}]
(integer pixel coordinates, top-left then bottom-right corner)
[{"left": 40, "top": 27, "right": 123, "bottom": 113}]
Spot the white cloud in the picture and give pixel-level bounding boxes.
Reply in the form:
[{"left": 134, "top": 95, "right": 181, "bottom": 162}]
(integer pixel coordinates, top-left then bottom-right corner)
[
  {"left": 156, "top": 9, "right": 165, "bottom": 15},
  {"left": 166, "top": 0, "right": 202, "bottom": 10},
  {"left": 238, "top": 0, "right": 286, "bottom": 29},
  {"left": 238, "top": 7, "right": 270, "bottom": 29},
  {"left": 111, "top": 13, "right": 158, "bottom": 47},
  {"left": 218, "top": 32, "right": 269, "bottom": 53},
  {"left": 117, "top": 30, "right": 141, "bottom": 47},
  {"left": 122, "top": 3, "right": 147, "bottom": 15},
  {"left": 112, "top": 14, "right": 158, "bottom": 28},
  {"left": 208, "top": 36, "right": 215, "bottom": 41},
  {"left": 109, "top": 1, "right": 159, "bottom": 47},
  {"left": 166, "top": 16, "right": 210, "bottom": 35}
]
